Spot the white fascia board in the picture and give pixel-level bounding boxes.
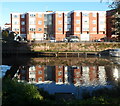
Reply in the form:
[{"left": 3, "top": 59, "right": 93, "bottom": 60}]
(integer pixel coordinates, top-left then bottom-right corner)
[{"left": 11, "top": 12, "right": 23, "bottom": 15}]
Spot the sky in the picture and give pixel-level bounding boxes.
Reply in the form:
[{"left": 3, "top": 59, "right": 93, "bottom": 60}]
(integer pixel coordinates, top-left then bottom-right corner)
[{"left": 1, "top": 1, "right": 112, "bottom": 26}]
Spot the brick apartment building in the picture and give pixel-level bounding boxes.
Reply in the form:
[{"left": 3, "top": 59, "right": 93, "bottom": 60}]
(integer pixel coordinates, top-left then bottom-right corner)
[{"left": 11, "top": 10, "right": 106, "bottom": 41}]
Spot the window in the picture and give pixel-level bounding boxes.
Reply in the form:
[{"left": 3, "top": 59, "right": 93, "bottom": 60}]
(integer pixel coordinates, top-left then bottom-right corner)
[
  {"left": 14, "top": 21, "right": 18, "bottom": 25},
  {"left": 58, "top": 28, "right": 62, "bottom": 31},
  {"left": 58, "top": 14, "right": 62, "bottom": 17},
  {"left": 93, "top": 13, "right": 96, "bottom": 17},
  {"left": 13, "top": 15, "right": 18, "bottom": 18},
  {"left": 38, "top": 71, "right": 42, "bottom": 74},
  {"left": 76, "top": 27, "right": 80, "bottom": 31},
  {"left": 29, "top": 28, "right": 36, "bottom": 31},
  {"left": 21, "top": 21, "right": 25, "bottom": 25},
  {"left": 100, "top": 21, "right": 105, "bottom": 24},
  {"left": 38, "top": 28, "right": 42, "bottom": 31},
  {"left": 21, "top": 28, "right": 25, "bottom": 32},
  {"left": 92, "top": 20, "right": 96, "bottom": 24},
  {"left": 21, "top": 14, "right": 25, "bottom": 18},
  {"left": 13, "top": 28, "right": 19, "bottom": 31},
  {"left": 38, "top": 14, "right": 42, "bottom": 18},
  {"left": 30, "top": 14, "right": 36, "bottom": 17},
  {"left": 93, "top": 27, "right": 96, "bottom": 31},
  {"left": 58, "top": 20, "right": 62, "bottom": 24},
  {"left": 30, "top": 20, "right": 36, "bottom": 24},
  {"left": 83, "top": 28, "right": 89, "bottom": 31},
  {"left": 38, "top": 65, "right": 42, "bottom": 68},
  {"left": 83, "top": 13, "right": 89, "bottom": 16},
  {"left": 76, "top": 20, "right": 80, "bottom": 24},
  {"left": 76, "top": 12, "right": 80, "bottom": 16},
  {"left": 38, "top": 21, "right": 42, "bottom": 25}
]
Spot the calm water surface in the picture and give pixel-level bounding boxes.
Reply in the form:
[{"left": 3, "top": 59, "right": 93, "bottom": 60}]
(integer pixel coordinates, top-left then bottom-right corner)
[{"left": 1, "top": 56, "right": 120, "bottom": 99}]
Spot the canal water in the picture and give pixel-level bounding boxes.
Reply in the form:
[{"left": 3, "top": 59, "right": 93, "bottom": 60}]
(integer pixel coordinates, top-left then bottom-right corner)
[{"left": 1, "top": 56, "right": 120, "bottom": 99}]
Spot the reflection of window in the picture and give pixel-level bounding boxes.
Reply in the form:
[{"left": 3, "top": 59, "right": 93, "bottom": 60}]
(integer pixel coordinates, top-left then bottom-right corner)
[
  {"left": 38, "top": 65, "right": 42, "bottom": 68},
  {"left": 38, "top": 28, "right": 42, "bottom": 31},
  {"left": 58, "top": 78, "right": 62, "bottom": 82},
  {"left": 38, "top": 71, "right": 42, "bottom": 74},
  {"left": 38, "top": 77, "right": 42, "bottom": 81},
  {"left": 22, "top": 76, "right": 25, "bottom": 80},
  {"left": 58, "top": 71, "right": 62, "bottom": 76},
  {"left": 58, "top": 28, "right": 62, "bottom": 31},
  {"left": 21, "top": 28, "right": 25, "bottom": 32}
]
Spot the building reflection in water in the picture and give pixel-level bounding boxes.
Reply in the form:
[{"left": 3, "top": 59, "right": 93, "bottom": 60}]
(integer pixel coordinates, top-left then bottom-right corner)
[{"left": 14, "top": 65, "right": 120, "bottom": 86}]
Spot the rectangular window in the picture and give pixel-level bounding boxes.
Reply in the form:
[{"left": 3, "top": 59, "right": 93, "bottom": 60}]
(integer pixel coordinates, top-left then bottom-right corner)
[
  {"left": 14, "top": 21, "right": 18, "bottom": 25},
  {"left": 58, "top": 20, "right": 62, "bottom": 24},
  {"left": 93, "top": 13, "right": 96, "bottom": 17},
  {"left": 58, "top": 14, "right": 62, "bottom": 17},
  {"left": 38, "top": 21, "right": 42, "bottom": 25},
  {"left": 13, "top": 15, "right": 18, "bottom": 18},
  {"left": 58, "top": 28, "right": 62, "bottom": 31},
  {"left": 38, "top": 71, "right": 42, "bottom": 74},
  {"left": 76, "top": 12, "right": 80, "bottom": 16},
  {"left": 30, "top": 20, "right": 36, "bottom": 24},
  {"left": 58, "top": 71, "right": 62, "bottom": 76},
  {"left": 21, "top": 21, "right": 25, "bottom": 25},
  {"left": 38, "top": 14, "right": 42, "bottom": 18},
  {"left": 83, "top": 28, "right": 89, "bottom": 31},
  {"left": 21, "top": 28, "right": 25, "bottom": 32},
  {"left": 76, "top": 27, "right": 80, "bottom": 31},
  {"left": 38, "top": 28, "right": 42, "bottom": 31},
  {"left": 29, "top": 28, "right": 36, "bottom": 31},
  {"left": 100, "top": 21, "right": 105, "bottom": 24},
  {"left": 58, "top": 78, "right": 62, "bottom": 82},
  {"left": 92, "top": 27, "right": 96, "bottom": 31},
  {"left": 92, "top": 20, "right": 96, "bottom": 24},
  {"left": 38, "top": 77, "right": 42, "bottom": 81},
  {"left": 83, "top": 13, "right": 89, "bottom": 16},
  {"left": 76, "top": 20, "right": 80, "bottom": 24},
  {"left": 30, "top": 14, "right": 36, "bottom": 17},
  {"left": 21, "top": 14, "right": 25, "bottom": 18}
]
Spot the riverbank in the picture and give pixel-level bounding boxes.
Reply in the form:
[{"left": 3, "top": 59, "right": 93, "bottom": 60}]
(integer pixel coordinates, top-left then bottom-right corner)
[{"left": 2, "top": 41, "right": 120, "bottom": 57}]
